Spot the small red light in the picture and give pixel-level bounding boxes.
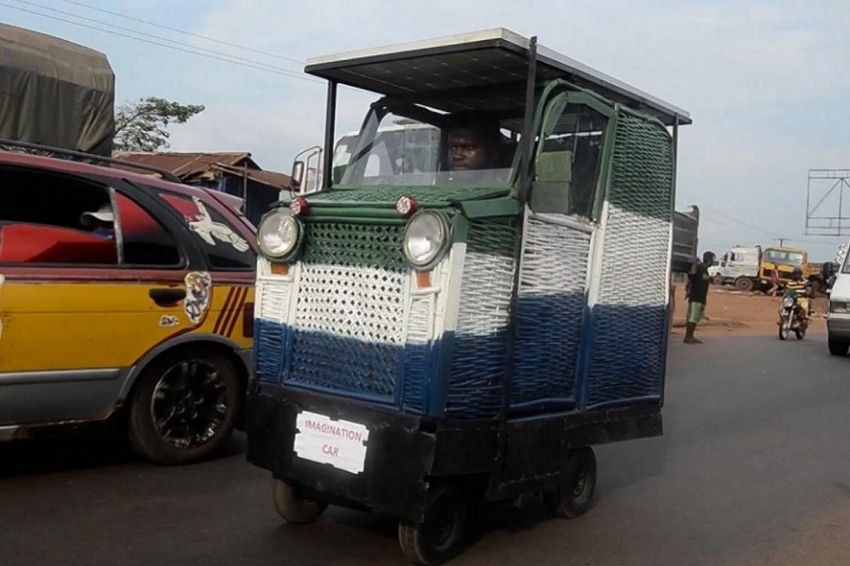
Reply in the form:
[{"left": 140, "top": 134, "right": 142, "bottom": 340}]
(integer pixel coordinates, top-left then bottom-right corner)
[
  {"left": 290, "top": 196, "right": 309, "bottom": 216},
  {"left": 396, "top": 195, "right": 418, "bottom": 217}
]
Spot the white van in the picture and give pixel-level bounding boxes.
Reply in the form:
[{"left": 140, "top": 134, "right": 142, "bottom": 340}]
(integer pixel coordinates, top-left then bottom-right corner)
[{"left": 827, "top": 243, "right": 850, "bottom": 355}]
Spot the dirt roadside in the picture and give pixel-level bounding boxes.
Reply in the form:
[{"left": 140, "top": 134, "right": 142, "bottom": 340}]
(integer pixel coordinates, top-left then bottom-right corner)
[{"left": 670, "top": 285, "right": 828, "bottom": 337}]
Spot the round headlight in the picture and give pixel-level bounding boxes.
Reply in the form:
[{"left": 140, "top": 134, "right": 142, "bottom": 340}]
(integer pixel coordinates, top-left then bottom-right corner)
[
  {"left": 403, "top": 211, "right": 449, "bottom": 269},
  {"left": 257, "top": 209, "right": 301, "bottom": 259}
]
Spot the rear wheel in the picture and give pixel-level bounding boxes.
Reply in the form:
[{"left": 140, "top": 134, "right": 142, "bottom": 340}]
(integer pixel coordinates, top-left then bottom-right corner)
[
  {"left": 735, "top": 277, "right": 754, "bottom": 292},
  {"left": 543, "top": 447, "right": 597, "bottom": 519},
  {"left": 398, "top": 484, "right": 469, "bottom": 566},
  {"left": 272, "top": 479, "right": 327, "bottom": 524},
  {"left": 712, "top": 275, "right": 723, "bottom": 286},
  {"left": 829, "top": 334, "right": 850, "bottom": 356},
  {"left": 128, "top": 349, "right": 240, "bottom": 465}
]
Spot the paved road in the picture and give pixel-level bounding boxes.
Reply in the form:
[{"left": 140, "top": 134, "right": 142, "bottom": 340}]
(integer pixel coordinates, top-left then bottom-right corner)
[{"left": 3, "top": 332, "right": 850, "bottom": 566}]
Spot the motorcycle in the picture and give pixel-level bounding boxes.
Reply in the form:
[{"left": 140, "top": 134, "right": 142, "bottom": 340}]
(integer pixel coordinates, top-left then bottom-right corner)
[{"left": 778, "top": 289, "right": 808, "bottom": 340}]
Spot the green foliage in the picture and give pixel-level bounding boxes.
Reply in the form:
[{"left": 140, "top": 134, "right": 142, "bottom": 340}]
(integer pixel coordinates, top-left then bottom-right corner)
[{"left": 113, "top": 97, "right": 205, "bottom": 152}]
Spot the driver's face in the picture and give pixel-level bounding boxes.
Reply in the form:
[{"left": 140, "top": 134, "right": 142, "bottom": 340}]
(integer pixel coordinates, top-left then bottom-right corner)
[{"left": 448, "top": 129, "right": 492, "bottom": 171}]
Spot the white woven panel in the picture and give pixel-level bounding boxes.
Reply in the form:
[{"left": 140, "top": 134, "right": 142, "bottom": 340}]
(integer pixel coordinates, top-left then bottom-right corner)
[
  {"left": 294, "top": 263, "right": 407, "bottom": 346},
  {"left": 406, "top": 294, "right": 433, "bottom": 345},
  {"left": 520, "top": 216, "right": 590, "bottom": 295},
  {"left": 256, "top": 277, "right": 291, "bottom": 323},
  {"left": 597, "top": 205, "right": 669, "bottom": 307}
]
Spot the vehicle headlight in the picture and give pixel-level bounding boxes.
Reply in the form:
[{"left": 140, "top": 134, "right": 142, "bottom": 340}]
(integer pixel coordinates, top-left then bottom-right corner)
[
  {"left": 403, "top": 211, "right": 449, "bottom": 269},
  {"left": 783, "top": 297, "right": 795, "bottom": 308},
  {"left": 257, "top": 209, "right": 301, "bottom": 260}
]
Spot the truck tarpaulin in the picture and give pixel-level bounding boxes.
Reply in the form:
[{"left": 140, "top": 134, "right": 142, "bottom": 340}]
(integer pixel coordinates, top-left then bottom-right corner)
[{"left": 0, "top": 23, "right": 115, "bottom": 156}]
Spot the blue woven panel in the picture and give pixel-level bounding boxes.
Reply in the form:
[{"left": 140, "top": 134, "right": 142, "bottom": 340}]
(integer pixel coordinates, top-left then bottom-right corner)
[
  {"left": 584, "top": 305, "right": 667, "bottom": 406},
  {"left": 255, "top": 319, "right": 286, "bottom": 383},
  {"left": 446, "top": 219, "right": 518, "bottom": 418}
]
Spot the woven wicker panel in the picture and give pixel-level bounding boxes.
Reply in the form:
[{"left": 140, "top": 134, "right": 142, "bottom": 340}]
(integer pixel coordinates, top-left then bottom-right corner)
[
  {"left": 256, "top": 278, "right": 291, "bottom": 323},
  {"left": 255, "top": 319, "right": 286, "bottom": 383},
  {"left": 286, "top": 223, "right": 409, "bottom": 399},
  {"left": 446, "top": 219, "right": 518, "bottom": 418},
  {"left": 586, "top": 111, "right": 672, "bottom": 407},
  {"left": 512, "top": 216, "right": 590, "bottom": 405},
  {"left": 305, "top": 186, "right": 508, "bottom": 206},
  {"left": 401, "top": 293, "right": 434, "bottom": 413}
]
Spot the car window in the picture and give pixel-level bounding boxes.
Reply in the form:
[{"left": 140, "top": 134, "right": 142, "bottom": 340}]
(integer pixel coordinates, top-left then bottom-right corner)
[
  {"left": 158, "top": 191, "right": 254, "bottom": 270},
  {"left": 0, "top": 166, "right": 118, "bottom": 265},
  {"left": 115, "top": 193, "right": 181, "bottom": 267}
]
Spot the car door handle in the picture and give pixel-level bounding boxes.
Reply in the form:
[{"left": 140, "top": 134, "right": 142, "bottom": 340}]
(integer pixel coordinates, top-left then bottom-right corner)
[{"left": 148, "top": 288, "right": 186, "bottom": 306}]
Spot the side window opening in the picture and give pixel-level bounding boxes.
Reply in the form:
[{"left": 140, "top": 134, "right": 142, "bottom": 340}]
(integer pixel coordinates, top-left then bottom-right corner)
[
  {"left": 532, "top": 98, "right": 608, "bottom": 219},
  {"left": 114, "top": 193, "right": 181, "bottom": 267},
  {"left": 0, "top": 166, "right": 118, "bottom": 265}
]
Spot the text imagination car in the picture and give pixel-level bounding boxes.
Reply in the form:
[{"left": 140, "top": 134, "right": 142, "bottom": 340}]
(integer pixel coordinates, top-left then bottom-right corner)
[
  {"left": 247, "top": 28, "right": 691, "bottom": 564},
  {"left": 0, "top": 143, "right": 257, "bottom": 465}
]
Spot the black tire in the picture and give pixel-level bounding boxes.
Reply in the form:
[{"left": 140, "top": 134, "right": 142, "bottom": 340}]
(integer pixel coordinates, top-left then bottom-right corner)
[
  {"left": 712, "top": 275, "right": 723, "bottom": 286},
  {"left": 735, "top": 277, "right": 754, "bottom": 292},
  {"left": 778, "top": 318, "right": 790, "bottom": 341},
  {"left": 543, "top": 447, "right": 597, "bottom": 519},
  {"left": 795, "top": 327, "right": 806, "bottom": 340},
  {"left": 398, "top": 484, "right": 469, "bottom": 566},
  {"left": 128, "top": 348, "right": 240, "bottom": 465},
  {"left": 829, "top": 334, "right": 850, "bottom": 356},
  {"left": 272, "top": 479, "right": 327, "bottom": 524}
]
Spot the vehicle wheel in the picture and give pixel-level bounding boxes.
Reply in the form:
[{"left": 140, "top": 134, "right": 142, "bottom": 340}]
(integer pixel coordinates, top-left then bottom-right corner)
[
  {"left": 828, "top": 334, "right": 850, "bottom": 356},
  {"left": 128, "top": 349, "right": 240, "bottom": 465},
  {"left": 795, "top": 326, "right": 807, "bottom": 340},
  {"left": 543, "top": 447, "right": 597, "bottom": 519},
  {"left": 272, "top": 479, "right": 327, "bottom": 524},
  {"left": 398, "top": 484, "right": 469, "bottom": 566},
  {"left": 735, "top": 277, "right": 754, "bottom": 292},
  {"left": 778, "top": 318, "right": 790, "bottom": 341},
  {"left": 712, "top": 275, "right": 723, "bottom": 286}
]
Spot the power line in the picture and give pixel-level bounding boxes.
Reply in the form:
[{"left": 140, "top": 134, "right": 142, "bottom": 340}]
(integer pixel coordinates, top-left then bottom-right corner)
[
  {"left": 57, "top": 0, "right": 305, "bottom": 65},
  {"left": 9, "top": 0, "right": 314, "bottom": 82}
]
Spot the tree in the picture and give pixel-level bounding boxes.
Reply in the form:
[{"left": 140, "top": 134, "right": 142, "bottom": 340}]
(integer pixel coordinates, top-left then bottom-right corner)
[{"left": 113, "top": 97, "right": 205, "bottom": 152}]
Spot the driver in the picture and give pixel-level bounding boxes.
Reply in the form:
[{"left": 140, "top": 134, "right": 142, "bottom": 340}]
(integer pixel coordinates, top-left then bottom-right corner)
[{"left": 446, "top": 115, "right": 503, "bottom": 172}]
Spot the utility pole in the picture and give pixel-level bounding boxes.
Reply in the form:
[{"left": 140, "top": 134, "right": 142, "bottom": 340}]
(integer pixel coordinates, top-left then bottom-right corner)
[{"left": 775, "top": 238, "right": 787, "bottom": 248}]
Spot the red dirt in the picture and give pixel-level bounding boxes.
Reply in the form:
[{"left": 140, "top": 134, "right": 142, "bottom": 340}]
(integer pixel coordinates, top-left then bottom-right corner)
[{"left": 670, "top": 286, "right": 828, "bottom": 337}]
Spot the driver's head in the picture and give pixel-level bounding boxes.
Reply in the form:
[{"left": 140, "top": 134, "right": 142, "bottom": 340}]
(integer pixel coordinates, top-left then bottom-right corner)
[{"left": 447, "top": 115, "right": 501, "bottom": 171}]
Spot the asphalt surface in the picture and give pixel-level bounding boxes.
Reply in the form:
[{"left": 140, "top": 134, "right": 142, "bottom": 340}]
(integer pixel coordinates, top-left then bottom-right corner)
[{"left": 3, "top": 332, "right": 850, "bottom": 566}]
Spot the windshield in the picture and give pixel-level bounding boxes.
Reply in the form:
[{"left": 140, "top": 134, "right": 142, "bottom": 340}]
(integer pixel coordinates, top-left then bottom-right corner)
[
  {"left": 764, "top": 249, "right": 804, "bottom": 266},
  {"left": 340, "top": 105, "right": 520, "bottom": 188}
]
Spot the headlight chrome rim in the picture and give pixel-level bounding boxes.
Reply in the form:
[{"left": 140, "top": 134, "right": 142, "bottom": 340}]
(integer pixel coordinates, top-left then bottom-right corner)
[
  {"left": 402, "top": 210, "right": 450, "bottom": 270},
  {"left": 257, "top": 208, "right": 303, "bottom": 261}
]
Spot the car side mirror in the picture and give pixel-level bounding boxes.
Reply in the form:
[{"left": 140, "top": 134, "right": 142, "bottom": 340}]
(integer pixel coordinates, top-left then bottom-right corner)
[{"left": 291, "top": 160, "right": 305, "bottom": 190}]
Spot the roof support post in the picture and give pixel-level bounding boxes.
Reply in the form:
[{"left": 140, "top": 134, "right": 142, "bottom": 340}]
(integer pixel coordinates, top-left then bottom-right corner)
[
  {"left": 322, "top": 80, "right": 338, "bottom": 191},
  {"left": 518, "top": 36, "right": 538, "bottom": 204}
]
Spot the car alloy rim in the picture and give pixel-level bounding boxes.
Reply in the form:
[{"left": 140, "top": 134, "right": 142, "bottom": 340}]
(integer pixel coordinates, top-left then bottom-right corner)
[{"left": 150, "top": 359, "right": 229, "bottom": 450}]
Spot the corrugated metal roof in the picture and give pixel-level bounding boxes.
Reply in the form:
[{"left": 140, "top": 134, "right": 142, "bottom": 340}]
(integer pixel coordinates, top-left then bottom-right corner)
[
  {"left": 113, "top": 151, "right": 255, "bottom": 179},
  {"left": 214, "top": 164, "right": 292, "bottom": 190}
]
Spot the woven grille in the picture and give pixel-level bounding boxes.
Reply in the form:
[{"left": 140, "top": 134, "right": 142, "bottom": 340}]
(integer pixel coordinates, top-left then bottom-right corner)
[
  {"left": 306, "top": 186, "right": 508, "bottom": 205},
  {"left": 512, "top": 216, "right": 590, "bottom": 405},
  {"left": 286, "top": 223, "right": 409, "bottom": 399},
  {"left": 401, "top": 293, "right": 434, "bottom": 413},
  {"left": 446, "top": 219, "right": 518, "bottom": 418},
  {"left": 586, "top": 111, "right": 672, "bottom": 407}
]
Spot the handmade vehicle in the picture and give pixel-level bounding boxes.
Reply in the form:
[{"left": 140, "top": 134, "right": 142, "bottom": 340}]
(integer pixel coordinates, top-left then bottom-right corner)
[
  {"left": 0, "top": 141, "right": 256, "bottom": 464},
  {"left": 247, "top": 28, "right": 690, "bottom": 564}
]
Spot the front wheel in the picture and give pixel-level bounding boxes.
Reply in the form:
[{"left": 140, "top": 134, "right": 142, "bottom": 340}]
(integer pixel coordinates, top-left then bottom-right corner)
[
  {"left": 128, "top": 349, "right": 240, "bottom": 465},
  {"left": 272, "top": 479, "right": 327, "bottom": 524},
  {"left": 778, "top": 317, "right": 791, "bottom": 341},
  {"left": 543, "top": 447, "right": 597, "bottom": 519},
  {"left": 735, "top": 277, "right": 754, "bottom": 292},
  {"left": 398, "top": 484, "right": 469, "bottom": 566},
  {"left": 828, "top": 334, "right": 850, "bottom": 356}
]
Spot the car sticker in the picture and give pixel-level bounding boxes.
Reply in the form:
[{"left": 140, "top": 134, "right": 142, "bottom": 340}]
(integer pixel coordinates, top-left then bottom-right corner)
[
  {"left": 184, "top": 271, "right": 212, "bottom": 325},
  {"left": 159, "top": 314, "right": 180, "bottom": 328},
  {"left": 187, "top": 197, "right": 250, "bottom": 252}
]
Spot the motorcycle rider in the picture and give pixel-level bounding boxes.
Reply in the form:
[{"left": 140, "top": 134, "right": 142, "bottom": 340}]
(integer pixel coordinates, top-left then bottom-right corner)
[{"left": 784, "top": 267, "right": 813, "bottom": 321}]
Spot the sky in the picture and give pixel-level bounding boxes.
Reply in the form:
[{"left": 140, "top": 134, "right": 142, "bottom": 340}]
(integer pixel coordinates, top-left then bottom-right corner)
[{"left": 4, "top": 0, "right": 850, "bottom": 261}]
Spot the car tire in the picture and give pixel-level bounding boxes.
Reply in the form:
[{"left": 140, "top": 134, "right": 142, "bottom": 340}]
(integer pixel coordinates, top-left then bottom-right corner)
[
  {"left": 128, "top": 348, "right": 240, "bottom": 465},
  {"left": 828, "top": 334, "right": 850, "bottom": 356},
  {"left": 734, "top": 277, "right": 754, "bottom": 292},
  {"left": 543, "top": 447, "right": 597, "bottom": 519},
  {"left": 398, "top": 484, "right": 469, "bottom": 566},
  {"left": 272, "top": 479, "right": 327, "bottom": 524}
]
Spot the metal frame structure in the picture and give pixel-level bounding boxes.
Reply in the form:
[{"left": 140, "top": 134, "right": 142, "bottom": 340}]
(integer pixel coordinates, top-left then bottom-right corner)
[{"left": 806, "top": 168, "right": 850, "bottom": 236}]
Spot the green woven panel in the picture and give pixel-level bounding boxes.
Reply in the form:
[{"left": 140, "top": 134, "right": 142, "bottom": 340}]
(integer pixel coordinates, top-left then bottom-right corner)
[
  {"left": 608, "top": 112, "right": 673, "bottom": 221},
  {"left": 302, "top": 222, "right": 406, "bottom": 270},
  {"left": 307, "top": 186, "right": 509, "bottom": 206}
]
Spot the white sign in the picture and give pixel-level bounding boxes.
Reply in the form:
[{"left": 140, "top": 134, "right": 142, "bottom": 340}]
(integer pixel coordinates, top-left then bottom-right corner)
[{"left": 294, "top": 411, "right": 370, "bottom": 474}]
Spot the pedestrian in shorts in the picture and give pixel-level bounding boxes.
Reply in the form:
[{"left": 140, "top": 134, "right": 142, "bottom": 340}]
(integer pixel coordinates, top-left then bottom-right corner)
[{"left": 684, "top": 251, "right": 715, "bottom": 344}]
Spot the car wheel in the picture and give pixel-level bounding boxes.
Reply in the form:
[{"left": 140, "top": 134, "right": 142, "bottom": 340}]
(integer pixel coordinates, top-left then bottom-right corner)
[
  {"left": 398, "top": 484, "right": 469, "bottom": 565},
  {"left": 543, "top": 447, "right": 597, "bottom": 519},
  {"left": 272, "top": 479, "right": 327, "bottom": 524},
  {"left": 128, "top": 349, "right": 240, "bottom": 465},
  {"left": 735, "top": 277, "right": 754, "bottom": 292},
  {"left": 828, "top": 334, "right": 850, "bottom": 356}
]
